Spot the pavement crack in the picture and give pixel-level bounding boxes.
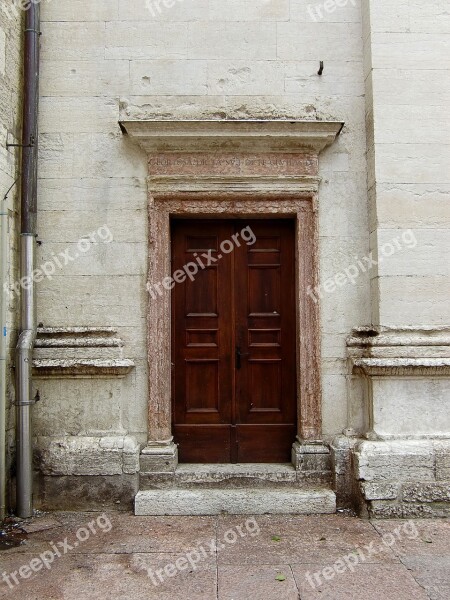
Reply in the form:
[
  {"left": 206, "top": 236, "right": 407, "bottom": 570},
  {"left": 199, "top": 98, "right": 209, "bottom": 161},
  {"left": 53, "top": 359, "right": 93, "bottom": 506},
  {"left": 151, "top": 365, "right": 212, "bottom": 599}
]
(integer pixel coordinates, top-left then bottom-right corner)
[
  {"left": 289, "top": 564, "right": 301, "bottom": 599},
  {"left": 398, "top": 555, "right": 433, "bottom": 600}
]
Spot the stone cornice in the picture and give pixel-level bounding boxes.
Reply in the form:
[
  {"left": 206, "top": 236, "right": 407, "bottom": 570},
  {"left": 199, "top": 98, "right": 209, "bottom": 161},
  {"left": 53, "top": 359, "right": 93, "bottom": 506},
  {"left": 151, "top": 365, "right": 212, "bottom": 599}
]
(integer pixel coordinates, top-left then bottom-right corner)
[
  {"left": 120, "top": 119, "right": 344, "bottom": 154},
  {"left": 352, "top": 358, "right": 450, "bottom": 377},
  {"left": 33, "top": 328, "right": 135, "bottom": 379},
  {"left": 348, "top": 327, "right": 450, "bottom": 377}
]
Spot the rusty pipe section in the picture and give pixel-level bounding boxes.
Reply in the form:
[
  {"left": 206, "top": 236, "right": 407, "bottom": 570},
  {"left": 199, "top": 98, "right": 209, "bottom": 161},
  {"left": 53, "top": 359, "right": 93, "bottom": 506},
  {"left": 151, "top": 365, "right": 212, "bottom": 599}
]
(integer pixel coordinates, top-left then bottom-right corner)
[{"left": 15, "top": 2, "right": 40, "bottom": 518}]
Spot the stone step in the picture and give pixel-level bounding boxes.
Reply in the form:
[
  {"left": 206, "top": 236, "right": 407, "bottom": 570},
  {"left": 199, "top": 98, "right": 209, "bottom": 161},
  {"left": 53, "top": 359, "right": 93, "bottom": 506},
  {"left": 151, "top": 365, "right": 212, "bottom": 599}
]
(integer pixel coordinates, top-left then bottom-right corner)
[
  {"left": 135, "top": 487, "right": 336, "bottom": 516},
  {"left": 139, "top": 463, "right": 331, "bottom": 490}
]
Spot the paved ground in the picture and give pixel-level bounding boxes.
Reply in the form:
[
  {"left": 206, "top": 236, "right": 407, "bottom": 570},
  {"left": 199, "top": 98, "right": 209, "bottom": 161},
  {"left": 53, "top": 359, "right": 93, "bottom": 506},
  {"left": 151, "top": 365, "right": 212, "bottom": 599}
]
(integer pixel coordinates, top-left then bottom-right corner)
[{"left": 0, "top": 511, "right": 449, "bottom": 599}]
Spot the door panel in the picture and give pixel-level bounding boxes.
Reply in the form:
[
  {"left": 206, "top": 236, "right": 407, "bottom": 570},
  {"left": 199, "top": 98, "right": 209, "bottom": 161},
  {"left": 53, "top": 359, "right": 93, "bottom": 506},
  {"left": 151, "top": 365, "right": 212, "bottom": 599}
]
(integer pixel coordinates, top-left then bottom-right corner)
[
  {"left": 234, "top": 220, "right": 296, "bottom": 461},
  {"left": 171, "top": 219, "right": 296, "bottom": 463}
]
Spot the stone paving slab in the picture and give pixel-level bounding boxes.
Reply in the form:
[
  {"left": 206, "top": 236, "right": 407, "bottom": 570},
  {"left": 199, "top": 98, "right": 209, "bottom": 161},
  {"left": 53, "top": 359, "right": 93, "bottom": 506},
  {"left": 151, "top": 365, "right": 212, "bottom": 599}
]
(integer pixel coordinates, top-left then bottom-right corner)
[
  {"left": 0, "top": 552, "right": 217, "bottom": 600},
  {"left": 372, "top": 519, "right": 450, "bottom": 556},
  {"left": 292, "top": 563, "right": 430, "bottom": 600},
  {"left": 218, "top": 565, "right": 299, "bottom": 600},
  {"left": 216, "top": 514, "right": 397, "bottom": 565},
  {"left": 0, "top": 512, "right": 449, "bottom": 599},
  {"left": 400, "top": 556, "right": 450, "bottom": 600}
]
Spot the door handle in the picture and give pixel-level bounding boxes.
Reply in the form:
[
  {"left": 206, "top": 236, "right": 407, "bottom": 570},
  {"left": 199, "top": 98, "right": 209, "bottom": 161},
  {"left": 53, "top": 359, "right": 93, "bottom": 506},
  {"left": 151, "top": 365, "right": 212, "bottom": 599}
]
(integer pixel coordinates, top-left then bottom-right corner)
[{"left": 236, "top": 347, "right": 249, "bottom": 370}]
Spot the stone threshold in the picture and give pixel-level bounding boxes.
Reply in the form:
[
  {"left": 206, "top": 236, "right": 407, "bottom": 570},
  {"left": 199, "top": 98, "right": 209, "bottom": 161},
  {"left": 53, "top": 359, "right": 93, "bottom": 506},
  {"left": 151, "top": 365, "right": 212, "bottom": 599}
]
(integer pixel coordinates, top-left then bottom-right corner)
[
  {"left": 135, "top": 463, "right": 336, "bottom": 515},
  {"left": 135, "top": 487, "right": 336, "bottom": 516},
  {"left": 139, "top": 462, "right": 315, "bottom": 489}
]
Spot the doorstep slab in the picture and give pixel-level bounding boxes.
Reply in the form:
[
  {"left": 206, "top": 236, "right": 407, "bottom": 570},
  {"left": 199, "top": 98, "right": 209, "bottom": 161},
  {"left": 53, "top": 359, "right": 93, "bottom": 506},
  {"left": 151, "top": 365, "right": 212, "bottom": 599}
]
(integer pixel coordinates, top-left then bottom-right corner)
[
  {"left": 134, "top": 487, "right": 336, "bottom": 516},
  {"left": 139, "top": 463, "right": 301, "bottom": 490}
]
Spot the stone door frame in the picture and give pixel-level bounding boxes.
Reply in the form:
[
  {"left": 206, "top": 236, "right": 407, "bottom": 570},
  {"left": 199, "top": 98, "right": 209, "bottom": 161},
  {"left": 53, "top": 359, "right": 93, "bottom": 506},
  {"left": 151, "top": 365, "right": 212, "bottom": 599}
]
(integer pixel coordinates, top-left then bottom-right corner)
[{"left": 120, "top": 120, "right": 344, "bottom": 471}]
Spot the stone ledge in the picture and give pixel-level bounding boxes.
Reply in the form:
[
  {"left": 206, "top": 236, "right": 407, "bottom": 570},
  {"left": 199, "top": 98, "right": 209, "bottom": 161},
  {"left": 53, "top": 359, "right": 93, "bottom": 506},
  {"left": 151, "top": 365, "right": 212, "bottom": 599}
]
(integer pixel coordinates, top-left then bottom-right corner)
[
  {"left": 120, "top": 119, "right": 344, "bottom": 154},
  {"left": 352, "top": 357, "right": 450, "bottom": 377},
  {"left": 139, "top": 463, "right": 305, "bottom": 490},
  {"left": 135, "top": 487, "right": 336, "bottom": 516},
  {"left": 348, "top": 326, "right": 450, "bottom": 376},
  {"left": 33, "top": 327, "right": 135, "bottom": 378},
  {"left": 33, "top": 358, "right": 135, "bottom": 378}
]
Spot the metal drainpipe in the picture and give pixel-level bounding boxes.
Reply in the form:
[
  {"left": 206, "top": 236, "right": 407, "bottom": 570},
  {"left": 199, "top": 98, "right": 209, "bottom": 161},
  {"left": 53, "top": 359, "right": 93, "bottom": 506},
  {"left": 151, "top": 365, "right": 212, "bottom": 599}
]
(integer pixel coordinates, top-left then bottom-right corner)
[
  {"left": 1, "top": 196, "right": 8, "bottom": 521},
  {"left": 15, "top": 3, "right": 40, "bottom": 519}
]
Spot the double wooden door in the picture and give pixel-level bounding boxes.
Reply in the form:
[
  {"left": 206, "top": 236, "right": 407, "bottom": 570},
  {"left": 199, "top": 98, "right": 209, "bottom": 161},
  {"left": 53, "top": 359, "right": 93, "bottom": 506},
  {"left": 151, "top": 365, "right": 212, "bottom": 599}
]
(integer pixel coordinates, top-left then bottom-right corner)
[{"left": 171, "top": 219, "right": 297, "bottom": 463}]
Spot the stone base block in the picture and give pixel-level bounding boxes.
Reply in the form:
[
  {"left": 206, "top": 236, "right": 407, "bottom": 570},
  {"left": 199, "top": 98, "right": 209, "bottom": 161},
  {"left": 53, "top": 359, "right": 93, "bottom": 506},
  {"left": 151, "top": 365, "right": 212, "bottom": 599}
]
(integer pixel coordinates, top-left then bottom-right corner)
[
  {"left": 355, "top": 439, "right": 436, "bottom": 482},
  {"left": 354, "top": 439, "right": 450, "bottom": 518},
  {"left": 36, "top": 435, "right": 140, "bottom": 476},
  {"left": 291, "top": 441, "right": 332, "bottom": 483},
  {"left": 331, "top": 435, "right": 360, "bottom": 510},
  {"left": 139, "top": 442, "right": 178, "bottom": 473},
  {"left": 135, "top": 487, "right": 336, "bottom": 516},
  {"left": 33, "top": 474, "right": 139, "bottom": 511},
  {"left": 368, "top": 500, "right": 450, "bottom": 519}
]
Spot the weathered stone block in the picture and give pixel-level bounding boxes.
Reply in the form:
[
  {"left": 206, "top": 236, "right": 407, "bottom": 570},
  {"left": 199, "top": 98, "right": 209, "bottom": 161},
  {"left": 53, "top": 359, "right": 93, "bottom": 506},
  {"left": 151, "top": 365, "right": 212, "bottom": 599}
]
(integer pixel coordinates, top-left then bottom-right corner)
[
  {"left": 368, "top": 500, "right": 403, "bottom": 519},
  {"left": 36, "top": 436, "right": 140, "bottom": 476},
  {"left": 188, "top": 22, "right": 276, "bottom": 60},
  {"left": 292, "top": 442, "right": 331, "bottom": 472},
  {"left": 139, "top": 443, "right": 178, "bottom": 473},
  {"left": 131, "top": 60, "right": 207, "bottom": 96},
  {"left": 402, "top": 483, "right": 450, "bottom": 503},
  {"left": 435, "top": 441, "right": 450, "bottom": 481},
  {"left": 105, "top": 22, "right": 189, "bottom": 60},
  {"left": 355, "top": 440, "right": 435, "bottom": 482},
  {"left": 34, "top": 473, "right": 139, "bottom": 511},
  {"left": 400, "top": 502, "right": 450, "bottom": 519},
  {"left": 371, "top": 377, "right": 450, "bottom": 438},
  {"left": 362, "top": 482, "right": 399, "bottom": 501},
  {"left": 331, "top": 435, "right": 360, "bottom": 509},
  {"left": 278, "top": 22, "right": 363, "bottom": 62}
]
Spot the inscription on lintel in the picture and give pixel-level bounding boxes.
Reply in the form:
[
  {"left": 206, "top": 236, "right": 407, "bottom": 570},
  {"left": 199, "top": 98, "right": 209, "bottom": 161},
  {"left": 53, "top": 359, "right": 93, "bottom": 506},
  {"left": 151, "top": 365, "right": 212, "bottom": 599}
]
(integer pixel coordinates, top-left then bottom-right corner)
[{"left": 148, "top": 153, "right": 318, "bottom": 177}]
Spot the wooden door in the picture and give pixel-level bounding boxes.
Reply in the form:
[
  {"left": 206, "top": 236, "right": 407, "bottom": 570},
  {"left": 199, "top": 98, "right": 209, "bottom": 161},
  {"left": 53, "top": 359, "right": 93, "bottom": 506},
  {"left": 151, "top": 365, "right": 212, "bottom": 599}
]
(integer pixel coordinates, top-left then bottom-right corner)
[{"left": 171, "top": 219, "right": 296, "bottom": 463}]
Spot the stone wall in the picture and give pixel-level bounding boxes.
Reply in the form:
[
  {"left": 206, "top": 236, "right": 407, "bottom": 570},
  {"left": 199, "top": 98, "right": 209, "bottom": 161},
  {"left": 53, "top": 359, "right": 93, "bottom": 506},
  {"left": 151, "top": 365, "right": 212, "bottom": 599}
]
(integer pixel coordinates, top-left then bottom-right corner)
[
  {"left": 10, "top": 0, "right": 448, "bottom": 514},
  {"left": 353, "top": 0, "right": 450, "bottom": 517},
  {"left": 32, "top": 0, "right": 370, "bottom": 504},
  {"left": 363, "top": 0, "right": 450, "bottom": 327},
  {"left": 0, "top": 1, "right": 22, "bottom": 511}
]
